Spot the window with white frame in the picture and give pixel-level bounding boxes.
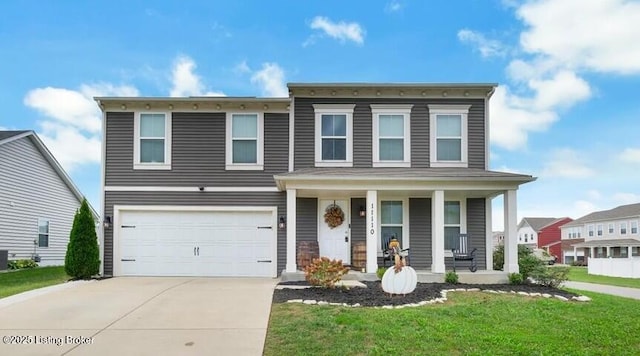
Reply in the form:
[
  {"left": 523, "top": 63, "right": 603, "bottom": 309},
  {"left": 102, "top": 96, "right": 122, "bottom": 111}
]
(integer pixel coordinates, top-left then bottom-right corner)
[
  {"left": 577, "top": 228, "right": 582, "bottom": 237},
  {"left": 597, "top": 224, "right": 603, "bottom": 236},
  {"left": 588, "top": 225, "right": 594, "bottom": 237},
  {"left": 380, "top": 201, "right": 404, "bottom": 250},
  {"left": 314, "top": 104, "right": 354, "bottom": 167},
  {"left": 632, "top": 221, "right": 638, "bottom": 234},
  {"left": 371, "top": 105, "right": 412, "bottom": 167},
  {"left": 608, "top": 223, "right": 614, "bottom": 234},
  {"left": 620, "top": 222, "right": 627, "bottom": 235},
  {"left": 38, "top": 219, "right": 49, "bottom": 248},
  {"left": 429, "top": 105, "right": 469, "bottom": 167},
  {"left": 444, "top": 201, "right": 461, "bottom": 250},
  {"left": 226, "top": 113, "right": 264, "bottom": 170},
  {"left": 134, "top": 112, "right": 171, "bottom": 169}
]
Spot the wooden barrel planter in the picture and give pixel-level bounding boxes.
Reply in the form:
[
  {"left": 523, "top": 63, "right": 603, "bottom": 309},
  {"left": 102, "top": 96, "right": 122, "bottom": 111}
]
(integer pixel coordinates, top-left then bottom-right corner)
[
  {"left": 296, "top": 241, "right": 319, "bottom": 269},
  {"left": 351, "top": 242, "right": 366, "bottom": 269}
]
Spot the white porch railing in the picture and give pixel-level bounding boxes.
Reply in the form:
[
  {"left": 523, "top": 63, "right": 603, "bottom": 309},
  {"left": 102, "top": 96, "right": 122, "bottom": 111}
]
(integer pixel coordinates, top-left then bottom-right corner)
[{"left": 588, "top": 257, "right": 640, "bottom": 278}]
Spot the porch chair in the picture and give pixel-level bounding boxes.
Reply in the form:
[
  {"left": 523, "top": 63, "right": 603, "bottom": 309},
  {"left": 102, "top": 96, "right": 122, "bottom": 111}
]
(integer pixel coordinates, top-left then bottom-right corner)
[
  {"left": 450, "top": 233, "right": 477, "bottom": 272},
  {"left": 382, "top": 236, "right": 410, "bottom": 267}
]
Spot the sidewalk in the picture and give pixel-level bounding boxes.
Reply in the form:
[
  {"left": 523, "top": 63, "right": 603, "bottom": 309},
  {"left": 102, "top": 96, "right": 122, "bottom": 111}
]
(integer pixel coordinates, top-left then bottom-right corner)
[{"left": 563, "top": 281, "right": 640, "bottom": 300}]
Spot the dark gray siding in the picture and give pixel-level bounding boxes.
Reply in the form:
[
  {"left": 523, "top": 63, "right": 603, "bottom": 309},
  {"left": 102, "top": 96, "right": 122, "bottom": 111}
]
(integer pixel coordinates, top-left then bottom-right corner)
[
  {"left": 467, "top": 198, "right": 486, "bottom": 270},
  {"left": 105, "top": 112, "right": 288, "bottom": 186},
  {"left": 409, "top": 198, "right": 431, "bottom": 269},
  {"left": 350, "top": 198, "right": 366, "bottom": 245},
  {"left": 296, "top": 198, "right": 317, "bottom": 243},
  {"left": 103, "top": 191, "right": 285, "bottom": 276},
  {"left": 293, "top": 98, "right": 485, "bottom": 169}
]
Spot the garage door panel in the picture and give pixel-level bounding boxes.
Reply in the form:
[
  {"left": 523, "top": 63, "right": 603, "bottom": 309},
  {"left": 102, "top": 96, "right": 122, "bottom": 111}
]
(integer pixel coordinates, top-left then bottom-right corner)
[{"left": 118, "top": 209, "right": 276, "bottom": 277}]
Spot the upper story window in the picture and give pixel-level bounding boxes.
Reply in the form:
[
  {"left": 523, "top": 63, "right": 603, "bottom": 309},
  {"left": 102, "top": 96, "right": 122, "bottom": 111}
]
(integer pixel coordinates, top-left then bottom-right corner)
[
  {"left": 134, "top": 112, "right": 172, "bottom": 170},
  {"left": 428, "top": 105, "right": 470, "bottom": 167},
  {"left": 588, "top": 225, "right": 594, "bottom": 237},
  {"left": 314, "top": 104, "right": 354, "bottom": 167},
  {"left": 597, "top": 224, "right": 603, "bottom": 236},
  {"left": 620, "top": 222, "right": 627, "bottom": 235},
  {"left": 370, "top": 104, "right": 412, "bottom": 167},
  {"left": 226, "top": 113, "right": 264, "bottom": 170},
  {"left": 632, "top": 221, "right": 638, "bottom": 234},
  {"left": 608, "top": 223, "right": 614, "bottom": 234},
  {"left": 38, "top": 219, "right": 49, "bottom": 248}
]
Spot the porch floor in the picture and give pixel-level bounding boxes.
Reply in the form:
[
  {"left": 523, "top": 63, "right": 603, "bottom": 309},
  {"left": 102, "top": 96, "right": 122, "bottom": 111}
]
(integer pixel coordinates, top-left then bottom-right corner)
[{"left": 281, "top": 269, "right": 509, "bottom": 284}]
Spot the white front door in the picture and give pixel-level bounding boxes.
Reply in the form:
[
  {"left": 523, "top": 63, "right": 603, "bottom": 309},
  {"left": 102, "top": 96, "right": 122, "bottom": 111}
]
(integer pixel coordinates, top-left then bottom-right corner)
[{"left": 318, "top": 199, "right": 350, "bottom": 263}]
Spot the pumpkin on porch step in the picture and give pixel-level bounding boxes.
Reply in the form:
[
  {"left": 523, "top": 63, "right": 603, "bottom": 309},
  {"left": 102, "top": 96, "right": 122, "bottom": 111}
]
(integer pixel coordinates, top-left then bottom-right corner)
[{"left": 381, "top": 265, "right": 417, "bottom": 295}]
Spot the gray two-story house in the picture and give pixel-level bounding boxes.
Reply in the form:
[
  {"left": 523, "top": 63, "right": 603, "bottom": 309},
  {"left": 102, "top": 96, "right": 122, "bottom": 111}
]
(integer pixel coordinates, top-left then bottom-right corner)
[{"left": 97, "top": 83, "right": 534, "bottom": 281}]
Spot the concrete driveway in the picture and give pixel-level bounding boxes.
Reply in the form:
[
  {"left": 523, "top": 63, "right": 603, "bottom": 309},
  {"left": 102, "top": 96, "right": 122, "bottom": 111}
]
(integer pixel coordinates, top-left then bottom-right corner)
[{"left": 0, "top": 277, "right": 277, "bottom": 356}]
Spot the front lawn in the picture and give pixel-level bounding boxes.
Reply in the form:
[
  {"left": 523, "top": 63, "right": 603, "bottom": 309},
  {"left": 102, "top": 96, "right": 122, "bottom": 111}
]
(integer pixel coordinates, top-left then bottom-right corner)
[
  {"left": 568, "top": 266, "right": 640, "bottom": 289},
  {"left": 0, "top": 266, "right": 70, "bottom": 299},
  {"left": 264, "top": 291, "right": 640, "bottom": 355}
]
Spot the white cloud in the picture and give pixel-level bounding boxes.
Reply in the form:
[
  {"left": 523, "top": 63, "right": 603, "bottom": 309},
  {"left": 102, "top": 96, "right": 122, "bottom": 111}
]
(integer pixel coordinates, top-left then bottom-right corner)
[
  {"left": 613, "top": 192, "right": 640, "bottom": 205},
  {"left": 541, "top": 148, "right": 595, "bottom": 178},
  {"left": 234, "top": 60, "right": 251, "bottom": 75},
  {"left": 250, "top": 63, "right": 288, "bottom": 97},
  {"left": 308, "top": 16, "right": 364, "bottom": 45},
  {"left": 169, "top": 55, "right": 225, "bottom": 97},
  {"left": 587, "top": 189, "right": 602, "bottom": 201},
  {"left": 620, "top": 148, "right": 640, "bottom": 163},
  {"left": 24, "top": 83, "right": 139, "bottom": 172},
  {"left": 573, "top": 200, "right": 597, "bottom": 217},
  {"left": 385, "top": 0, "right": 402, "bottom": 12},
  {"left": 457, "top": 29, "right": 506, "bottom": 58}
]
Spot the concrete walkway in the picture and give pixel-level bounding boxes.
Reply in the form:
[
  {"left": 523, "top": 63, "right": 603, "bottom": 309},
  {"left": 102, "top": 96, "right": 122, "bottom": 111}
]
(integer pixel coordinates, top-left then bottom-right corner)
[
  {"left": 0, "top": 277, "right": 277, "bottom": 356},
  {"left": 563, "top": 281, "right": 640, "bottom": 300}
]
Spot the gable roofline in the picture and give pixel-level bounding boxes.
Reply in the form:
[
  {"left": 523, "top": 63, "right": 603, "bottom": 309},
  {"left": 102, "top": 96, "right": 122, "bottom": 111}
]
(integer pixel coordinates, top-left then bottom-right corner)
[
  {"left": 518, "top": 217, "right": 557, "bottom": 232},
  {"left": 562, "top": 203, "right": 640, "bottom": 228},
  {"left": 0, "top": 130, "right": 99, "bottom": 219},
  {"left": 539, "top": 217, "right": 573, "bottom": 231}
]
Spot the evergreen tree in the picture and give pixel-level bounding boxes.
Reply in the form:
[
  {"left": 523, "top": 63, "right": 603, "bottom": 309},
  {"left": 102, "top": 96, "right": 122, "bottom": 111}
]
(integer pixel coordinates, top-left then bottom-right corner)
[{"left": 65, "top": 199, "right": 100, "bottom": 279}]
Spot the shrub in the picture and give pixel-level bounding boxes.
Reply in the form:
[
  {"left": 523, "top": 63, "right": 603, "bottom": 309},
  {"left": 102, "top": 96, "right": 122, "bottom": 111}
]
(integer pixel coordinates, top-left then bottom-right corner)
[
  {"left": 304, "top": 257, "right": 349, "bottom": 288},
  {"left": 8, "top": 259, "right": 38, "bottom": 270},
  {"left": 508, "top": 272, "right": 524, "bottom": 285},
  {"left": 376, "top": 267, "right": 387, "bottom": 280},
  {"left": 493, "top": 245, "right": 545, "bottom": 281},
  {"left": 519, "top": 254, "right": 545, "bottom": 281},
  {"left": 65, "top": 199, "right": 100, "bottom": 279},
  {"left": 571, "top": 260, "right": 586, "bottom": 267},
  {"left": 531, "top": 266, "right": 570, "bottom": 288},
  {"left": 445, "top": 271, "right": 459, "bottom": 284}
]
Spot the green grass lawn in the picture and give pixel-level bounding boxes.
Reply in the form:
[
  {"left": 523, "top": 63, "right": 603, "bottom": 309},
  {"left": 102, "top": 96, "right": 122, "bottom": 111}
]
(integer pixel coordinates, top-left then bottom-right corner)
[
  {"left": 567, "top": 266, "right": 640, "bottom": 289},
  {"left": 264, "top": 291, "right": 640, "bottom": 355},
  {"left": 0, "top": 266, "right": 70, "bottom": 299}
]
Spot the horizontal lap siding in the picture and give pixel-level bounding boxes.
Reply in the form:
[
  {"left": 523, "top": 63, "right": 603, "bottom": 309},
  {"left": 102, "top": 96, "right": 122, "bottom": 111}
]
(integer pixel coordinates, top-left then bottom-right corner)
[
  {"left": 296, "top": 198, "right": 317, "bottom": 243},
  {"left": 105, "top": 112, "right": 288, "bottom": 186},
  {"left": 351, "top": 198, "right": 366, "bottom": 245},
  {"left": 103, "top": 191, "right": 286, "bottom": 276},
  {"left": 294, "top": 98, "right": 485, "bottom": 169},
  {"left": 409, "top": 198, "right": 431, "bottom": 269},
  {"left": 467, "top": 198, "right": 486, "bottom": 270}
]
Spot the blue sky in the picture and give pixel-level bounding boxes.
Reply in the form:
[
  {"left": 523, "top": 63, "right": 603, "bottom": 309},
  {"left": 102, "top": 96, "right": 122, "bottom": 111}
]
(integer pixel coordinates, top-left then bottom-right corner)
[{"left": 1, "top": 0, "right": 639, "bottom": 230}]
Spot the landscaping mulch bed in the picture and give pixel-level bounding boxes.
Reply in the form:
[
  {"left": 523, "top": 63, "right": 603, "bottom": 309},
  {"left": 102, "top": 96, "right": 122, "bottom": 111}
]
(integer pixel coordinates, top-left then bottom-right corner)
[{"left": 273, "top": 281, "right": 579, "bottom": 307}]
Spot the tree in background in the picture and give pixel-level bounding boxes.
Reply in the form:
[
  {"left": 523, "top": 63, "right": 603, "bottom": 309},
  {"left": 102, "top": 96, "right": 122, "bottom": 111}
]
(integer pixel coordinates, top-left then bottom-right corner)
[{"left": 65, "top": 199, "right": 100, "bottom": 279}]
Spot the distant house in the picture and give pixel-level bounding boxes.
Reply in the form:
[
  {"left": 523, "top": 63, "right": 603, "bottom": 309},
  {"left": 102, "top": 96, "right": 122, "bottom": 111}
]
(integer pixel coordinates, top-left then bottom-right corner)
[
  {"left": 537, "top": 217, "right": 573, "bottom": 262},
  {"left": 517, "top": 217, "right": 556, "bottom": 249},
  {"left": 564, "top": 203, "right": 640, "bottom": 277},
  {"left": 0, "top": 130, "right": 97, "bottom": 266},
  {"left": 492, "top": 231, "right": 504, "bottom": 248}
]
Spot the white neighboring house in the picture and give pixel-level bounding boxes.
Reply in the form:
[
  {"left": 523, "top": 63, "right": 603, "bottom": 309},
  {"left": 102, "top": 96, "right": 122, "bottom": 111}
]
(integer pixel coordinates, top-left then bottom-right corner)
[
  {"left": 517, "top": 217, "right": 556, "bottom": 249},
  {"left": 0, "top": 130, "right": 98, "bottom": 267},
  {"left": 566, "top": 203, "right": 640, "bottom": 278}
]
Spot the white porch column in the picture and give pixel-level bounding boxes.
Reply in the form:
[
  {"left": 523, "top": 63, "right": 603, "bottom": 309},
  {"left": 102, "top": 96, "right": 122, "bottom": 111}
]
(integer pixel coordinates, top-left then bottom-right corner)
[
  {"left": 628, "top": 246, "right": 633, "bottom": 259},
  {"left": 285, "top": 189, "right": 297, "bottom": 272},
  {"left": 503, "top": 189, "right": 519, "bottom": 273},
  {"left": 590, "top": 247, "right": 595, "bottom": 260},
  {"left": 485, "top": 197, "right": 493, "bottom": 271},
  {"left": 606, "top": 246, "right": 611, "bottom": 258},
  {"left": 573, "top": 246, "right": 577, "bottom": 262},
  {"left": 431, "top": 190, "right": 445, "bottom": 273},
  {"left": 366, "top": 190, "right": 378, "bottom": 273}
]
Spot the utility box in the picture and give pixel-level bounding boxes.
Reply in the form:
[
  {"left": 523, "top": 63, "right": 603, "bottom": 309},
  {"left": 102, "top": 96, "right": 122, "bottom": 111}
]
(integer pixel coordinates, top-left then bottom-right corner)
[{"left": 0, "top": 250, "right": 8, "bottom": 271}]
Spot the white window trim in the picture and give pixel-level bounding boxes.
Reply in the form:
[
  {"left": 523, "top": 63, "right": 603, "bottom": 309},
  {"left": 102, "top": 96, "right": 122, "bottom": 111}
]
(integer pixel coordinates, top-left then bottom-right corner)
[
  {"left": 133, "top": 112, "right": 172, "bottom": 170},
  {"left": 631, "top": 220, "right": 638, "bottom": 234},
  {"left": 588, "top": 224, "right": 594, "bottom": 237},
  {"left": 225, "top": 112, "right": 264, "bottom": 170},
  {"left": 620, "top": 221, "right": 628, "bottom": 235},
  {"left": 371, "top": 104, "right": 412, "bottom": 167},
  {"left": 314, "top": 104, "right": 355, "bottom": 167},
  {"left": 608, "top": 223, "right": 614, "bottom": 234},
  {"left": 444, "top": 199, "right": 466, "bottom": 256},
  {"left": 428, "top": 104, "right": 470, "bottom": 167},
  {"left": 596, "top": 224, "right": 603, "bottom": 236},
  {"left": 377, "top": 197, "right": 410, "bottom": 256},
  {"left": 38, "top": 218, "right": 50, "bottom": 248}
]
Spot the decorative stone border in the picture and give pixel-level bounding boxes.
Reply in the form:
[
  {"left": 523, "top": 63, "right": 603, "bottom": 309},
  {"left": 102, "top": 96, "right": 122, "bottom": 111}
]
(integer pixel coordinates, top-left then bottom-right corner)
[{"left": 285, "top": 287, "right": 591, "bottom": 308}]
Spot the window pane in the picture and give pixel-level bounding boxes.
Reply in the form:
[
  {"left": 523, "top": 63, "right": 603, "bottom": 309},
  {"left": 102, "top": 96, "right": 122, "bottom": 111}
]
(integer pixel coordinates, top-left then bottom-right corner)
[
  {"left": 379, "top": 115, "right": 403, "bottom": 136},
  {"left": 140, "top": 139, "right": 165, "bottom": 163},
  {"left": 321, "top": 115, "right": 346, "bottom": 136},
  {"left": 379, "top": 139, "right": 403, "bottom": 160},
  {"left": 233, "top": 140, "right": 257, "bottom": 163},
  {"left": 381, "top": 201, "right": 403, "bottom": 224},
  {"left": 444, "top": 227, "right": 461, "bottom": 250},
  {"left": 38, "top": 221, "right": 49, "bottom": 234},
  {"left": 232, "top": 114, "right": 258, "bottom": 138},
  {"left": 437, "top": 115, "right": 461, "bottom": 136},
  {"left": 381, "top": 227, "right": 403, "bottom": 249},
  {"left": 38, "top": 234, "right": 48, "bottom": 248},
  {"left": 140, "top": 114, "right": 165, "bottom": 137},
  {"left": 444, "top": 201, "right": 460, "bottom": 225},
  {"left": 322, "top": 138, "right": 346, "bottom": 160},
  {"left": 437, "top": 138, "right": 462, "bottom": 161}
]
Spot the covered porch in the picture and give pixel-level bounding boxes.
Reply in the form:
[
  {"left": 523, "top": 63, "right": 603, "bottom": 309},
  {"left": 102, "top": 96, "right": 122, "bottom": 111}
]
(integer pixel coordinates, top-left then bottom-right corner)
[
  {"left": 574, "top": 239, "right": 640, "bottom": 278},
  {"left": 275, "top": 168, "right": 535, "bottom": 283}
]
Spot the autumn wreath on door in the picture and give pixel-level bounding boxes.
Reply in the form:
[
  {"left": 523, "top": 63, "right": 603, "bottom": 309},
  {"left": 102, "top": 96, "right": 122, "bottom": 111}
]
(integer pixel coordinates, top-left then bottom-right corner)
[{"left": 324, "top": 202, "right": 345, "bottom": 229}]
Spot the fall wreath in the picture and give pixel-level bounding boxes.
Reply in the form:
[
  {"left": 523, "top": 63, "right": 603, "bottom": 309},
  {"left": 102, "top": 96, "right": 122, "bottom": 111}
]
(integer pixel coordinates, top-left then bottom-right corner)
[{"left": 324, "top": 204, "right": 345, "bottom": 228}]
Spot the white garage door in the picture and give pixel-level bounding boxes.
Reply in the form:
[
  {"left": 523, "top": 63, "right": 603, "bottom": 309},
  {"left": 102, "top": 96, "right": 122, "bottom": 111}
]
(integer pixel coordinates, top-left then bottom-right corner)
[{"left": 117, "top": 209, "right": 276, "bottom": 277}]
